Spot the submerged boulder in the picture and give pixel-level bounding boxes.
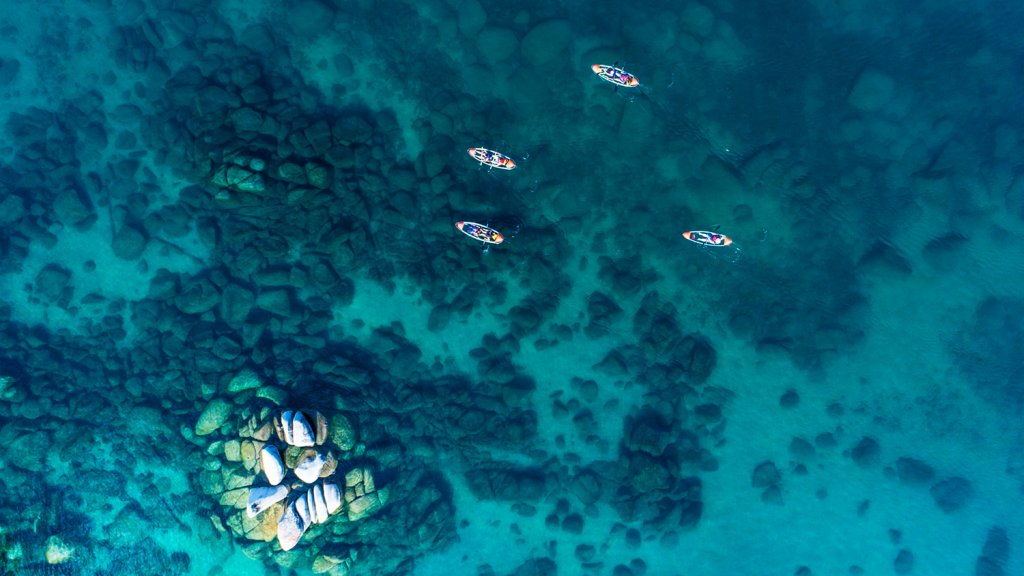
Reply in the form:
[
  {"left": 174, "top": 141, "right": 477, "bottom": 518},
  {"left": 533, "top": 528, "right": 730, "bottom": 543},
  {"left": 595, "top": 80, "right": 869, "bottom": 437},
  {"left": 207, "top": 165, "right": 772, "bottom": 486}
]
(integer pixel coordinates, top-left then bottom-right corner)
[
  {"left": 850, "top": 437, "right": 881, "bottom": 468},
  {"left": 955, "top": 297, "right": 1024, "bottom": 407},
  {"left": 895, "top": 457, "right": 935, "bottom": 486},
  {"left": 112, "top": 224, "right": 147, "bottom": 260},
  {"left": 465, "top": 467, "right": 546, "bottom": 501},
  {"left": 930, "top": 476, "right": 973, "bottom": 513},
  {"left": 175, "top": 278, "right": 221, "bottom": 315},
  {"left": 521, "top": 19, "right": 572, "bottom": 66},
  {"left": 34, "top": 264, "right": 72, "bottom": 303},
  {"left": 848, "top": 67, "right": 896, "bottom": 113},
  {"left": 196, "top": 398, "right": 233, "bottom": 436}
]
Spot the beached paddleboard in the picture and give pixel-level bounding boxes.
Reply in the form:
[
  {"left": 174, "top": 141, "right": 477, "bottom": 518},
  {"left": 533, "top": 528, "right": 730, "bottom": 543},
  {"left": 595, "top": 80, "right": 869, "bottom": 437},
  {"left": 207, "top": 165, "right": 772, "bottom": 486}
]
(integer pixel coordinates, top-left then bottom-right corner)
[
  {"left": 683, "top": 230, "right": 733, "bottom": 246},
  {"left": 468, "top": 147, "right": 516, "bottom": 170},
  {"left": 457, "top": 221, "right": 505, "bottom": 245},
  {"left": 591, "top": 64, "right": 640, "bottom": 88}
]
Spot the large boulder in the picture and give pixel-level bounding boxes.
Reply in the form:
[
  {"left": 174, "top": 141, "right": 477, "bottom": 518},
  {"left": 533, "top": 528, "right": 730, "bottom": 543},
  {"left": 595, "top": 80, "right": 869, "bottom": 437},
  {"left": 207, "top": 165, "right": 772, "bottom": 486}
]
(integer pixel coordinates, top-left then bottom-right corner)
[
  {"left": 752, "top": 461, "right": 781, "bottom": 488},
  {"left": 141, "top": 11, "right": 196, "bottom": 49},
  {"left": 476, "top": 26, "right": 518, "bottom": 62},
  {"left": 196, "top": 398, "right": 233, "bottom": 436},
  {"left": 510, "top": 558, "right": 556, "bottom": 576},
  {"left": 521, "top": 19, "right": 572, "bottom": 66},
  {"left": 848, "top": 67, "right": 896, "bottom": 113},
  {"left": 329, "top": 414, "right": 357, "bottom": 451},
  {"left": 175, "top": 278, "right": 221, "bottom": 314},
  {"left": 7, "top": 429, "right": 52, "bottom": 472},
  {"left": 895, "top": 457, "right": 935, "bottom": 486},
  {"left": 672, "top": 335, "right": 717, "bottom": 384},
  {"left": 286, "top": 0, "right": 336, "bottom": 36},
  {"left": 850, "top": 436, "right": 880, "bottom": 468},
  {"left": 955, "top": 297, "right": 1024, "bottom": 407},
  {"left": 679, "top": 3, "right": 716, "bottom": 39},
  {"left": 930, "top": 476, "right": 973, "bottom": 512},
  {"left": 624, "top": 411, "right": 672, "bottom": 456},
  {"left": 256, "top": 288, "right": 292, "bottom": 317},
  {"left": 893, "top": 549, "right": 914, "bottom": 574},
  {"left": 34, "top": 264, "right": 72, "bottom": 303},
  {"left": 568, "top": 470, "right": 602, "bottom": 505},
  {"left": 625, "top": 452, "right": 672, "bottom": 493},
  {"left": 0, "top": 192, "right": 26, "bottom": 225},
  {"left": 975, "top": 526, "right": 1009, "bottom": 576},
  {"left": 220, "top": 283, "right": 255, "bottom": 327},
  {"left": 112, "top": 224, "right": 147, "bottom": 260},
  {"left": 464, "top": 467, "right": 545, "bottom": 501},
  {"left": 44, "top": 536, "right": 74, "bottom": 565},
  {"left": 457, "top": 0, "right": 486, "bottom": 37},
  {"left": 227, "top": 368, "right": 261, "bottom": 393},
  {"left": 103, "top": 502, "right": 149, "bottom": 547},
  {"left": 0, "top": 56, "right": 20, "bottom": 86}
]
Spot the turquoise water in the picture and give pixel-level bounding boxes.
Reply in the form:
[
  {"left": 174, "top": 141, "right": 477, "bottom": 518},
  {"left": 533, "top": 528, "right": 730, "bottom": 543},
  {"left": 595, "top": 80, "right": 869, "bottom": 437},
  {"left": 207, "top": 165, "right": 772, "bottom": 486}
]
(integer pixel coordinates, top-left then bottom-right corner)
[{"left": 0, "top": 0, "right": 1022, "bottom": 575}]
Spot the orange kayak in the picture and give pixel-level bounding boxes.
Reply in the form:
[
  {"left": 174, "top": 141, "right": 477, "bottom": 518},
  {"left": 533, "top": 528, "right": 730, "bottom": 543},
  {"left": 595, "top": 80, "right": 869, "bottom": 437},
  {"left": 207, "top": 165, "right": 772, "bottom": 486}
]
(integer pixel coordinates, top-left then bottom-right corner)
[
  {"left": 591, "top": 64, "right": 640, "bottom": 88},
  {"left": 683, "top": 230, "right": 733, "bottom": 246},
  {"left": 457, "top": 221, "right": 505, "bottom": 245},
  {"left": 468, "top": 147, "right": 516, "bottom": 170}
]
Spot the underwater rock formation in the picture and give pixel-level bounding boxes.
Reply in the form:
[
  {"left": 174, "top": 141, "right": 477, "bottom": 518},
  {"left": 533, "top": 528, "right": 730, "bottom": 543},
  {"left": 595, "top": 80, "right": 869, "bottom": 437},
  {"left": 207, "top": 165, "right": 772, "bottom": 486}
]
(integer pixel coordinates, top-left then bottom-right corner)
[
  {"left": 974, "top": 526, "right": 1009, "bottom": 576},
  {"left": 277, "top": 481, "right": 345, "bottom": 551},
  {"left": 196, "top": 385, "right": 390, "bottom": 572},
  {"left": 954, "top": 297, "right": 1024, "bottom": 409},
  {"left": 929, "top": 476, "right": 973, "bottom": 513}
]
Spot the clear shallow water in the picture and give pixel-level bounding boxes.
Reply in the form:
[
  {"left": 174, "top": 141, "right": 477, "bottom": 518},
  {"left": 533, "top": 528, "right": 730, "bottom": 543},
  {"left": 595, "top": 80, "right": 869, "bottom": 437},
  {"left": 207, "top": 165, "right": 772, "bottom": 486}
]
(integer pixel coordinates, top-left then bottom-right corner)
[{"left": 0, "top": 1, "right": 1022, "bottom": 575}]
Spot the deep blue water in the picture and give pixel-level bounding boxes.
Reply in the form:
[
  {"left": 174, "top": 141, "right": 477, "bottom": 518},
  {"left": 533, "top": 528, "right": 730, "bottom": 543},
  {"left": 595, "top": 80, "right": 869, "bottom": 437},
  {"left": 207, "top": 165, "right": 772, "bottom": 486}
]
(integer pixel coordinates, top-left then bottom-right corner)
[{"left": 0, "top": 1, "right": 1023, "bottom": 575}]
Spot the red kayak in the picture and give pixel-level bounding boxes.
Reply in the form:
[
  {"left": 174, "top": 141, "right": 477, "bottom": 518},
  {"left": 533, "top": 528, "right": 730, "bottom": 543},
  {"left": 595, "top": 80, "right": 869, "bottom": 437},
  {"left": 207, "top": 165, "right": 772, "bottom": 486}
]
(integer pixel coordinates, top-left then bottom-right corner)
[
  {"left": 456, "top": 221, "right": 505, "bottom": 245},
  {"left": 468, "top": 147, "right": 516, "bottom": 170},
  {"left": 683, "top": 230, "right": 733, "bottom": 247},
  {"left": 591, "top": 64, "right": 640, "bottom": 88}
]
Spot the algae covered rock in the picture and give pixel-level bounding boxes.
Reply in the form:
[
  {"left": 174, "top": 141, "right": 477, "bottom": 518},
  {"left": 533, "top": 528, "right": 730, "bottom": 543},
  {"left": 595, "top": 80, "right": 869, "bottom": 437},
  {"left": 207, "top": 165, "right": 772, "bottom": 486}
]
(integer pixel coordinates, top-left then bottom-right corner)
[
  {"left": 204, "top": 402, "right": 386, "bottom": 565},
  {"left": 955, "top": 297, "right": 1024, "bottom": 407},
  {"left": 211, "top": 163, "right": 265, "bottom": 193},
  {"left": 930, "top": 476, "right": 973, "bottom": 513},
  {"left": 228, "top": 368, "right": 262, "bottom": 393},
  {"left": 256, "top": 386, "right": 288, "bottom": 406},
  {"left": 521, "top": 19, "right": 572, "bottom": 66},
  {"left": 52, "top": 189, "right": 92, "bottom": 228},
  {"left": 848, "top": 67, "right": 896, "bottom": 113},
  {"left": 34, "top": 264, "right": 72, "bottom": 303},
  {"left": 477, "top": 26, "right": 518, "bottom": 61},
  {"left": 304, "top": 162, "right": 331, "bottom": 189},
  {"left": 851, "top": 436, "right": 881, "bottom": 468},
  {"left": 111, "top": 224, "right": 147, "bottom": 260},
  {"left": 44, "top": 535, "right": 74, "bottom": 565},
  {"left": 8, "top": 429, "right": 52, "bottom": 472},
  {"left": 329, "top": 414, "right": 357, "bottom": 451},
  {"left": 175, "top": 278, "right": 221, "bottom": 315},
  {"left": 220, "top": 284, "right": 255, "bottom": 328},
  {"left": 196, "top": 398, "right": 234, "bottom": 436}
]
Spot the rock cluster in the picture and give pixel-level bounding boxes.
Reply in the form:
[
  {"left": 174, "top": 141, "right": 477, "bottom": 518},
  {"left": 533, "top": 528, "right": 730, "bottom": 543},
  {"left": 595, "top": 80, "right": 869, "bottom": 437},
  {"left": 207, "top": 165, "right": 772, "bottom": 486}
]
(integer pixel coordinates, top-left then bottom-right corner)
[
  {"left": 954, "top": 297, "right": 1024, "bottom": 408},
  {"left": 195, "top": 373, "right": 388, "bottom": 574},
  {"left": 975, "top": 527, "right": 1009, "bottom": 576},
  {"left": 275, "top": 481, "right": 344, "bottom": 551}
]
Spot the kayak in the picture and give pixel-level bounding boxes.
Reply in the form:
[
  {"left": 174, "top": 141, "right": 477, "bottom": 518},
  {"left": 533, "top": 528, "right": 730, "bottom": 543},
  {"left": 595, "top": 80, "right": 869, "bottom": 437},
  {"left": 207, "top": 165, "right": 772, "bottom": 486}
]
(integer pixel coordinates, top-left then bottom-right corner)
[
  {"left": 591, "top": 64, "right": 640, "bottom": 88},
  {"left": 456, "top": 221, "right": 505, "bottom": 245},
  {"left": 468, "top": 147, "right": 516, "bottom": 170},
  {"left": 683, "top": 230, "right": 733, "bottom": 247}
]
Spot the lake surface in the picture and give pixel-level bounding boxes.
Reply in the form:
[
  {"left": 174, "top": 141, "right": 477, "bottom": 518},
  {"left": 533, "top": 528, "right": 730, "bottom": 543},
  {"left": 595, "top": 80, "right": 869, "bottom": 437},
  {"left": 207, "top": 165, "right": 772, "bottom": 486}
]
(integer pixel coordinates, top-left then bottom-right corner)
[{"left": 0, "top": 1, "right": 1022, "bottom": 575}]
